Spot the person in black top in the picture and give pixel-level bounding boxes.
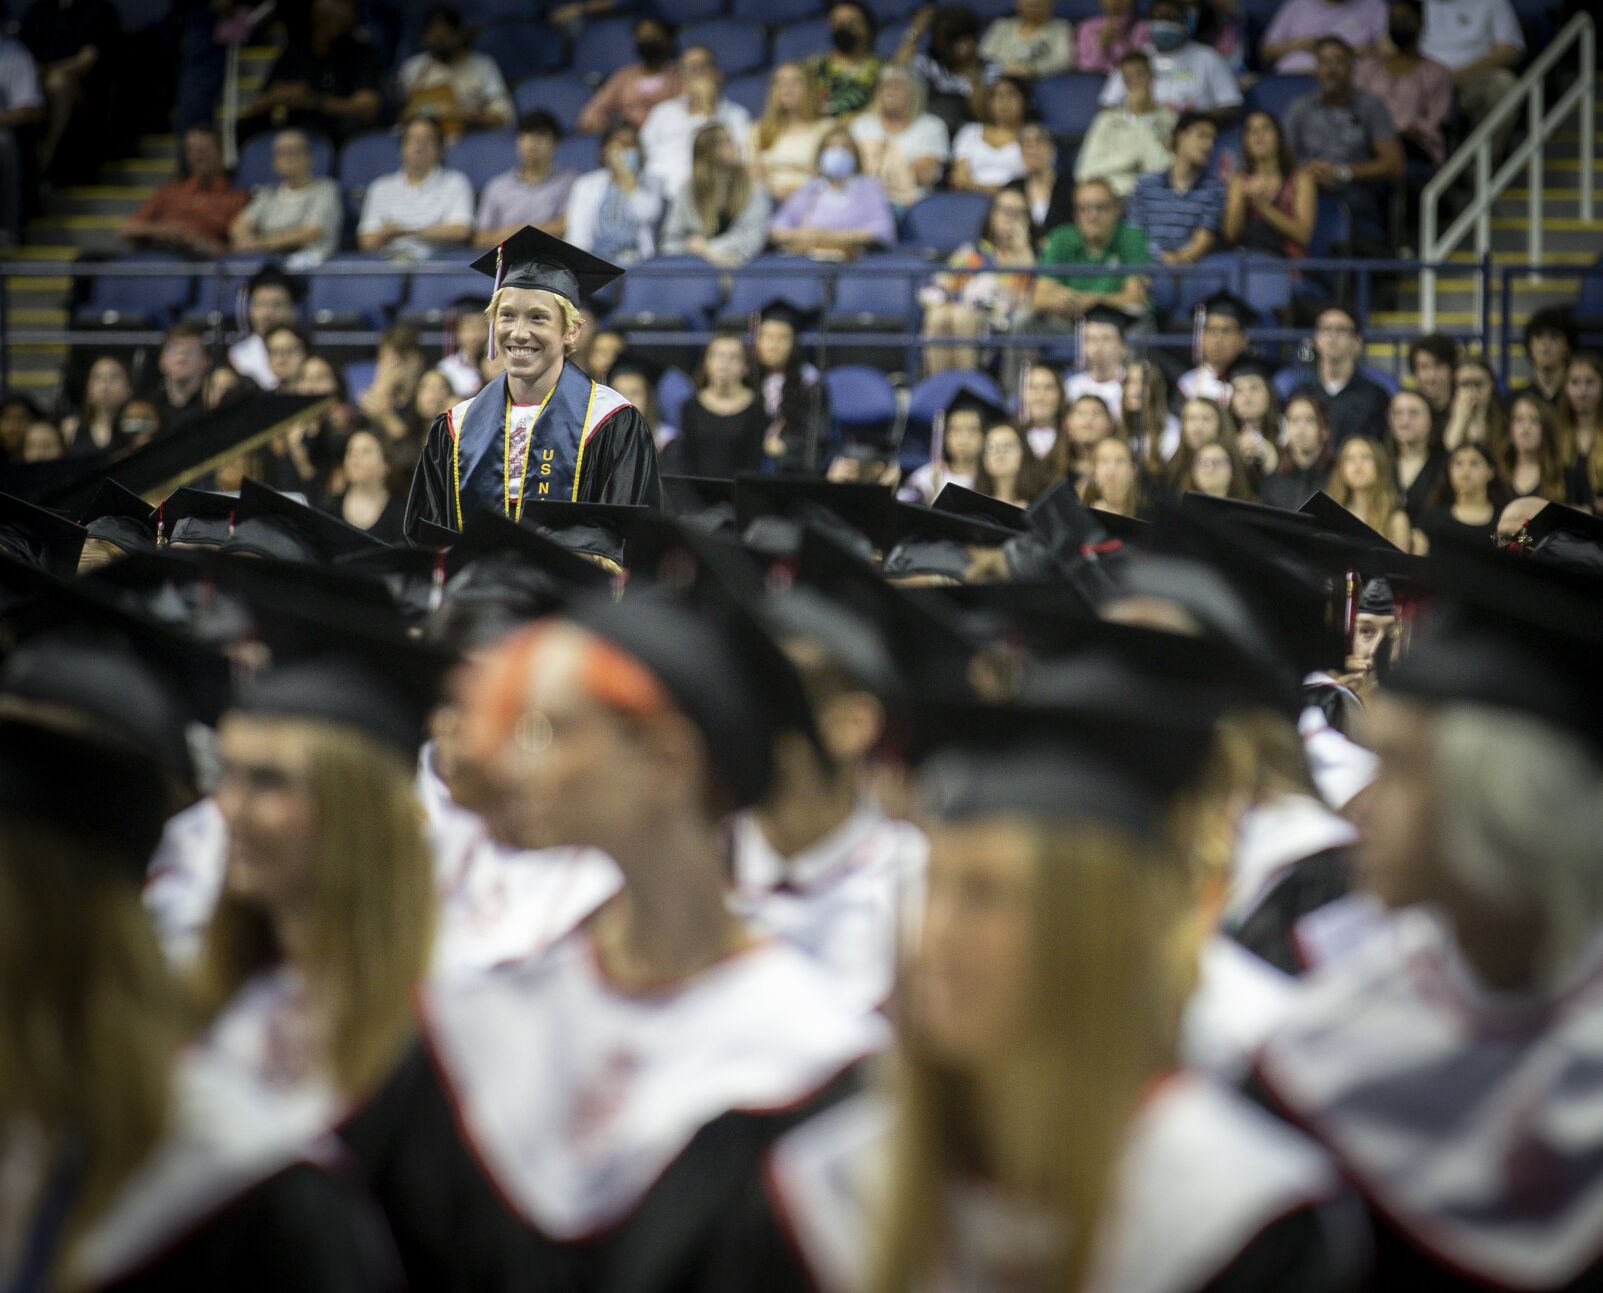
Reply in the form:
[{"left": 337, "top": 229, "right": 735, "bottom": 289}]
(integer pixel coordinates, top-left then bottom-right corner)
[
  {"left": 18, "top": 0, "right": 119, "bottom": 181},
  {"left": 663, "top": 333, "right": 771, "bottom": 477},
  {"left": 1407, "top": 332, "right": 1460, "bottom": 445},
  {"left": 1308, "top": 305, "right": 1390, "bottom": 447},
  {"left": 1513, "top": 305, "right": 1575, "bottom": 411},
  {"left": 321, "top": 426, "right": 406, "bottom": 543},
  {"left": 239, "top": 0, "right": 382, "bottom": 142},
  {"left": 1260, "top": 390, "right": 1333, "bottom": 511},
  {"left": 1416, "top": 440, "right": 1511, "bottom": 552},
  {"left": 1385, "top": 388, "right": 1445, "bottom": 524}
]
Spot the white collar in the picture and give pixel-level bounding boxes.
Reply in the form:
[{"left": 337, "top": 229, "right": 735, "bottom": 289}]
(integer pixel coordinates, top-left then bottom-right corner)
[
  {"left": 731, "top": 799, "right": 891, "bottom": 895},
  {"left": 1227, "top": 792, "right": 1357, "bottom": 925}
]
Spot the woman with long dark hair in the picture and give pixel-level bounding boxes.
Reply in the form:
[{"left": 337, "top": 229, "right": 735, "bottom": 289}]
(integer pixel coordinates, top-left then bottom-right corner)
[
  {"left": 1222, "top": 110, "right": 1315, "bottom": 257},
  {"left": 1558, "top": 351, "right": 1603, "bottom": 511},
  {"left": 1501, "top": 393, "right": 1572, "bottom": 504},
  {"left": 752, "top": 301, "right": 831, "bottom": 471},
  {"left": 1260, "top": 390, "right": 1333, "bottom": 511},
  {"left": 1385, "top": 388, "right": 1445, "bottom": 524},
  {"left": 664, "top": 333, "right": 770, "bottom": 477},
  {"left": 1416, "top": 441, "right": 1513, "bottom": 552}
]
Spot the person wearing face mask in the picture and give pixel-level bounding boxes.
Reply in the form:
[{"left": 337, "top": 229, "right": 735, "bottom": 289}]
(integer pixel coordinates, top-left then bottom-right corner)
[
  {"left": 396, "top": 5, "right": 513, "bottom": 139},
  {"left": 1097, "top": 0, "right": 1242, "bottom": 123},
  {"left": 563, "top": 120, "right": 665, "bottom": 264},
  {"left": 769, "top": 128, "right": 896, "bottom": 261},
  {"left": 1261, "top": 0, "right": 1387, "bottom": 73},
  {"left": 804, "top": 1, "right": 883, "bottom": 118},
  {"left": 1353, "top": 0, "right": 1453, "bottom": 166},
  {"left": 577, "top": 16, "right": 682, "bottom": 134}
]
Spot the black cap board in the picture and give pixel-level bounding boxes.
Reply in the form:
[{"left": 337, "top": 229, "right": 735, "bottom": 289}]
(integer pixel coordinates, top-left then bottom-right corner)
[
  {"left": 943, "top": 388, "right": 1009, "bottom": 427},
  {"left": 1521, "top": 501, "right": 1603, "bottom": 574},
  {"left": 932, "top": 482, "right": 1029, "bottom": 531},
  {"left": 1298, "top": 491, "right": 1401, "bottom": 552},
  {"left": 1225, "top": 354, "right": 1277, "bottom": 383},
  {"left": 0, "top": 490, "right": 87, "bottom": 576},
  {"left": 757, "top": 299, "right": 814, "bottom": 331},
  {"left": 517, "top": 499, "right": 650, "bottom": 570},
  {"left": 246, "top": 263, "right": 306, "bottom": 304},
  {"left": 1196, "top": 289, "right": 1257, "bottom": 325},
  {"left": 448, "top": 506, "right": 614, "bottom": 590},
  {"left": 883, "top": 501, "right": 1013, "bottom": 582},
  {"left": 160, "top": 486, "right": 237, "bottom": 548},
  {"left": 661, "top": 474, "right": 739, "bottom": 537},
  {"left": 1081, "top": 304, "right": 1132, "bottom": 335},
  {"left": 80, "top": 479, "right": 158, "bottom": 557},
  {"left": 470, "top": 225, "right": 626, "bottom": 305},
  {"left": 733, "top": 475, "right": 898, "bottom": 551},
  {"left": 224, "top": 478, "right": 389, "bottom": 563}
]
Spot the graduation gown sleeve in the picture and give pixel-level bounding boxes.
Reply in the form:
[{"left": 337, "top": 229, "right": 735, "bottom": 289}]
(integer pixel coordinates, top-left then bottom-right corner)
[
  {"left": 402, "top": 412, "right": 456, "bottom": 543},
  {"left": 575, "top": 403, "right": 662, "bottom": 510}
]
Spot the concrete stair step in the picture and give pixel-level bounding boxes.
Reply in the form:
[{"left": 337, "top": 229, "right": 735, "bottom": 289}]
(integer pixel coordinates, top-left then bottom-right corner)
[
  {"left": 103, "top": 158, "right": 175, "bottom": 185},
  {"left": 46, "top": 186, "right": 153, "bottom": 218}
]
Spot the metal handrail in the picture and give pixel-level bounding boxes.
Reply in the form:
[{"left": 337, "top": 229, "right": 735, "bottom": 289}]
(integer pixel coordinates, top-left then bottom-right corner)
[{"left": 1419, "top": 12, "right": 1596, "bottom": 331}]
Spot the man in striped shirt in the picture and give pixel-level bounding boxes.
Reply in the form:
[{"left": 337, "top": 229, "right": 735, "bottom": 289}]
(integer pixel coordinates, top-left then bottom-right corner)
[{"left": 1124, "top": 111, "right": 1225, "bottom": 267}]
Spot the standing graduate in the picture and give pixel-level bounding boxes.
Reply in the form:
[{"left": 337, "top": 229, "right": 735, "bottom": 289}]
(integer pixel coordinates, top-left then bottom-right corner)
[{"left": 402, "top": 226, "right": 661, "bottom": 541}]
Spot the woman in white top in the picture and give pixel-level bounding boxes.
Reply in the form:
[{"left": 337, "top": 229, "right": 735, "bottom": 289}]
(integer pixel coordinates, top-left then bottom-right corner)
[
  {"left": 849, "top": 64, "right": 952, "bottom": 211},
  {"left": 563, "top": 120, "right": 665, "bottom": 264},
  {"left": 750, "top": 62, "right": 830, "bottom": 202},
  {"left": 980, "top": 0, "right": 1075, "bottom": 79},
  {"left": 950, "top": 75, "right": 1030, "bottom": 194}
]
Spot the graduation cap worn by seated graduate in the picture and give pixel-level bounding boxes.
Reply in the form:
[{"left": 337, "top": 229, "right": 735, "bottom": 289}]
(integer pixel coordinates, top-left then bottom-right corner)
[
  {"left": 661, "top": 474, "right": 738, "bottom": 536},
  {"left": 882, "top": 501, "right": 1015, "bottom": 583},
  {"left": 1192, "top": 288, "right": 1260, "bottom": 359},
  {"left": 933, "top": 482, "right": 1029, "bottom": 532},
  {"left": 1518, "top": 501, "right": 1603, "bottom": 574},
  {"left": 514, "top": 499, "right": 651, "bottom": 571},
  {"left": 470, "top": 225, "right": 626, "bottom": 359},
  {"left": 223, "top": 478, "right": 390, "bottom": 564},
  {"left": 0, "top": 490, "right": 87, "bottom": 576},
  {"left": 160, "top": 486, "right": 237, "bottom": 548},
  {"left": 1224, "top": 353, "right": 1278, "bottom": 385},
  {"left": 733, "top": 475, "right": 897, "bottom": 564},
  {"left": 80, "top": 479, "right": 158, "bottom": 558}
]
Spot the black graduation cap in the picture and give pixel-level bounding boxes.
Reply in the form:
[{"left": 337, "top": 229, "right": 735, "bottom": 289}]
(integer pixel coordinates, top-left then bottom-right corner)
[
  {"left": 1521, "top": 501, "right": 1603, "bottom": 574},
  {"left": 1082, "top": 304, "right": 1132, "bottom": 335},
  {"left": 1225, "top": 354, "right": 1277, "bottom": 383},
  {"left": 246, "top": 262, "right": 306, "bottom": 304},
  {"left": 1298, "top": 491, "right": 1400, "bottom": 552},
  {"left": 606, "top": 353, "right": 661, "bottom": 387},
  {"left": 932, "top": 482, "right": 1029, "bottom": 531},
  {"left": 80, "top": 479, "right": 158, "bottom": 558},
  {"left": 1195, "top": 288, "right": 1257, "bottom": 326},
  {"left": 80, "top": 547, "right": 253, "bottom": 644},
  {"left": 908, "top": 580, "right": 1096, "bottom": 656},
  {"left": 757, "top": 298, "right": 815, "bottom": 332},
  {"left": 942, "top": 388, "right": 1009, "bottom": 428},
  {"left": 224, "top": 478, "right": 389, "bottom": 564},
  {"left": 733, "top": 475, "right": 898, "bottom": 555},
  {"left": 335, "top": 542, "right": 451, "bottom": 626},
  {"left": 470, "top": 225, "right": 626, "bottom": 306},
  {"left": 515, "top": 499, "right": 650, "bottom": 570},
  {"left": 0, "top": 490, "right": 87, "bottom": 577},
  {"left": 213, "top": 552, "right": 409, "bottom": 642},
  {"left": 448, "top": 506, "right": 613, "bottom": 590},
  {"left": 1356, "top": 576, "right": 1394, "bottom": 617},
  {"left": 882, "top": 502, "right": 1014, "bottom": 583},
  {"left": 160, "top": 486, "right": 237, "bottom": 547},
  {"left": 661, "top": 474, "right": 739, "bottom": 536}
]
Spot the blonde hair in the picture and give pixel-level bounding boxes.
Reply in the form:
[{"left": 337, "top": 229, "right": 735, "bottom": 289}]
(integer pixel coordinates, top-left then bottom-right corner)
[
  {"left": 1556, "top": 352, "right": 1603, "bottom": 496},
  {"left": 872, "top": 818, "right": 1197, "bottom": 1293},
  {"left": 690, "top": 122, "right": 754, "bottom": 238},
  {"left": 755, "top": 61, "right": 821, "bottom": 152},
  {"left": 193, "top": 719, "right": 435, "bottom": 1098},
  {"left": 486, "top": 287, "right": 585, "bottom": 357},
  {"left": 1327, "top": 435, "right": 1404, "bottom": 533}
]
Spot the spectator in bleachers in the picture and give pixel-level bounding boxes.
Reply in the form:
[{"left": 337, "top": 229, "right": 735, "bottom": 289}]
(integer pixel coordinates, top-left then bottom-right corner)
[
  {"left": 1559, "top": 352, "right": 1602, "bottom": 511},
  {"left": 20, "top": 416, "right": 64, "bottom": 462},
  {"left": 241, "top": 0, "right": 382, "bottom": 143},
  {"left": 1183, "top": 437, "right": 1255, "bottom": 499},
  {"left": 18, "top": 0, "right": 116, "bottom": 181},
  {"left": 1077, "top": 0, "right": 1150, "bottom": 73},
  {"left": 577, "top": 17, "right": 681, "bottom": 134},
  {"left": 1416, "top": 439, "right": 1510, "bottom": 550},
  {"left": 1502, "top": 393, "right": 1573, "bottom": 504},
  {"left": 974, "top": 419, "right": 1040, "bottom": 505},
  {"left": 1083, "top": 436, "right": 1150, "bottom": 515},
  {"left": 1167, "top": 394, "right": 1236, "bottom": 486},
  {"left": 0, "top": 34, "right": 45, "bottom": 249},
  {"left": 898, "top": 5, "right": 1002, "bottom": 136},
  {"left": 1223, "top": 110, "right": 1315, "bottom": 257},
  {"left": 1418, "top": 0, "right": 1522, "bottom": 140},
  {"left": 150, "top": 323, "right": 211, "bottom": 426},
  {"left": 1059, "top": 391, "right": 1118, "bottom": 490},
  {"left": 768, "top": 126, "right": 896, "bottom": 259},
  {"left": 752, "top": 301, "right": 830, "bottom": 468},
  {"left": 919, "top": 187, "right": 1037, "bottom": 373},
  {"left": 229, "top": 266, "right": 302, "bottom": 391},
  {"left": 806, "top": 2, "right": 883, "bottom": 119},
  {"left": 582, "top": 325, "right": 626, "bottom": 383},
  {"left": 319, "top": 425, "right": 405, "bottom": 542},
  {"left": 121, "top": 125, "right": 247, "bottom": 258},
  {"left": 1227, "top": 358, "right": 1282, "bottom": 472},
  {"left": 264, "top": 324, "right": 309, "bottom": 392},
  {"left": 1354, "top": 0, "right": 1453, "bottom": 167},
  {"left": 981, "top": 0, "right": 1076, "bottom": 79},
  {"left": 357, "top": 117, "right": 474, "bottom": 260},
  {"left": 474, "top": 111, "right": 577, "bottom": 248},
  {"left": 59, "top": 354, "right": 131, "bottom": 454},
  {"left": 850, "top": 64, "right": 951, "bottom": 211},
  {"left": 283, "top": 353, "right": 359, "bottom": 487},
  {"left": 1123, "top": 359, "right": 1179, "bottom": 471},
  {"left": 950, "top": 76, "right": 1031, "bottom": 194},
  {"left": 640, "top": 46, "right": 751, "bottom": 197},
  {"left": 1514, "top": 305, "right": 1575, "bottom": 411},
  {"left": 357, "top": 323, "right": 428, "bottom": 455},
  {"left": 1309, "top": 303, "right": 1392, "bottom": 445},
  {"left": 1065, "top": 304, "right": 1128, "bottom": 414},
  {"left": 751, "top": 63, "right": 832, "bottom": 203},
  {"left": 1034, "top": 178, "right": 1149, "bottom": 321},
  {"left": 437, "top": 296, "right": 491, "bottom": 397},
  {"left": 1329, "top": 434, "right": 1412, "bottom": 543},
  {"left": 1018, "top": 361, "right": 1067, "bottom": 459},
  {"left": 229, "top": 129, "right": 343, "bottom": 266},
  {"left": 1261, "top": 0, "right": 1387, "bottom": 73},
  {"left": 1408, "top": 331, "right": 1459, "bottom": 441},
  {"left": 1184, "top": 0, "right": 1249, "bottom": 72},
  {"left": 396, "top": 5, "right": 512, "bottom": 140},
  {"left": 564, "top": 121, "right": 666, "bottom": 264},
  {"left": 1075, "top": 50, "right": 1174, "bottom": 199},
  {"left": 1125, "top": 111, "right": 1224, "bottom": 266},
  {"left": 0, "top": 393, "right": 38, "bottom": 461},
  {"left": 1443, "top": 353, "right": 1506, "bottom": 454},
  {"left": 662, "top": 122, "right": 772, "bottom": 267},
  {"left": 663, "top": 333, "right": 770, "bottom": 477},
  {"left": 1387, "top": 387, "right": 1446, "bottom": 521},
  {"left": 901, "top": 389, "right": 988, "bottom": 503},
  {"left": 1097, "top": 0, "right": 1242, "bottom": 122},
  {"left": 1008, "top": 123, "right": 1071, "bottom": 237},
  {"left": 1284, "top": 37, "right": 1403, "bottom": 240}
]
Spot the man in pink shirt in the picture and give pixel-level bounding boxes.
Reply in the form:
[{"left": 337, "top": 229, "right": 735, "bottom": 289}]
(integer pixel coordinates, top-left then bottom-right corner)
[
  {"left": 576, "top": 16, "right": 682, "bottom": 133},
  {"left": 1354, "top": 0, "right": 1452, "bottom": 165},
  {"left": 1261, "top": 0, "right": 1388, "bottom": 72},
  {"left": 1076, "top": 0, "right": 1151, "bottom": 72}
]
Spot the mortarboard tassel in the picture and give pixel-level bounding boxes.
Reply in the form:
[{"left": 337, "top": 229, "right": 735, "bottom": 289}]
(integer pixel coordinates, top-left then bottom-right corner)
[
  {"left": 1192, "top": 303, "right": 1206, "bottom": 364},
  {"left": 485, "top": 241, "right": 508, "bottom": 362},
  {"left": 1074, "top": 314, "right": 1086, "bottom": 372}
]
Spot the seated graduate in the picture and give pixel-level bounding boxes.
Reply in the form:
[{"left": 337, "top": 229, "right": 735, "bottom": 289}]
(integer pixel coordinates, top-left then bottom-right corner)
[
  {"left": 403, "top": 226, "right": 662, "bottom": 542},
  {"left": 0, "top": 598, "right": 389, "bottom": 1292},
  {"left": 337, "top": 527, "right": 888, "bottom": 1292},
  {"left": 1255, "top": 544, "right": 1603, "bottom": 1293}
]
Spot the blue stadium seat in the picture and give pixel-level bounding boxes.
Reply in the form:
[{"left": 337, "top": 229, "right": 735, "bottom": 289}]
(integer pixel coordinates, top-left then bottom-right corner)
[
  {"left": 829, "top": 253, "right": 923, "bottom": 326},
  {"left": 1244, "top": 75, "right": 1316, "bottom": 122},
  {"left": 611, "top": 256, "right": 725, "bottom": 327},
  {"left": 1058, "top": 0, "right": 1105, "bottom": 18},
  {"left": 345, "top": 360, "right": 377, "bottom": 403},
  {"left": 473, "top": 20, "right": 569, "bottom": 82},
  {"left": 1033, "top": 74, "right": 1105, "bottom": 137},
  {"left": 512, "top": 75, "right": 593, "bottom": 133},
  {"left": 901, "top": 192, "right": 990, "bottom": 254},
  {"left": 875, "top": 25, "right": 925, "bottom": 58},
  {"left": 458, "top": 0, "right": 532, "bottom": 22},
  {"left": 657, "top": 0, "right": 726, "bottom": 22},
  {"left": 904, "top": 370, "right": 1004, "bottom": 462},
  {"left": 110, "top": 0, "right": 168, "bottom": 32},
  {"left": 307, "top": 265, "right": 406, "bottom": 329},
  {"left": 572, "top": 17, "right": 640, "bottom": 82},
  {"left": 657, "top": 367, "right": 695, "bottom": 428},
  {"left": 723, "top": 71, "right": 772, "bottom": 119},
  {"left": 865, "top": 0, "right": 920, "bottom": 20},
  {"left": 74, "top": 261, "right": 194, "bottom": 328},
  {"left": 1240, "top": 253, "right": 1293, "bottom": 317},
  {"left": 964, "top": 0, "right": 1016, "bottom": 18},
  {"left": 403, "top": 271, "right": 491, "bottom": 323},
  {"left": 337, "top": 132, "right": 401, "bottom": 196},
  {"left": 554, "top": 134, "right": 602, "bottom": 172},
  {"left": 733, "top": 0, "right": 820, "bottom": 20},
  {"left": 235, "top": 132, "right": 334, "bottom": 190},
  {"left": 721, "top": 256, "right": 828, "bottom": 321},
  {"left": 772, "top": 16, "right": 831, "bottom": 66},
  {"left": 825, "top": 365, "right": 898, "bottom": 435},
  {"left": 681, "top": 19, "right": 768, "bottom": 77},
  {"left": 445, "top": 130, "right": 515, "bottom": 189},
  {"left": 1172, "top": 254, "right": 1240, "bottom": 319}
]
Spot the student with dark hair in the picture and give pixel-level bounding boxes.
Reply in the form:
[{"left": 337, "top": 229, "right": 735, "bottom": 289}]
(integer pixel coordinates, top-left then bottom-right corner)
[
  {"left": 1408, "top": 331, "right": 1460, "bottom": 441},
  {"left": 1514, "top": 305, "right": 1577, "bottom": 411},
  {"left": 1416, "top": 440, "right": 1513, "bottom": 551},
  {"left": 949, "top": 75, "right": 1032, "bottom": 194},
  {"left": 152, "top": 322, "right": 212, "bottom": 426},
  {"left": 1309, "top": 304, "right": 1391, "bottom": 446},
  {"left": 476, "top": 110, "right": 579, "bottom": 247},
  {"left": 357, "top": 116, "right": 473, "bottom": 259},
  {"left": 899, "top": 2, "right": 1002, "bottom": 135},
  {"left": 1125, "top": 110, "right": 1226, "bottom": 267},
  {"left": 1261, "top": 389, "right": 1334, "bottom": 510},
  {"left": 805, "top": 1, "right": 882, "bottom": 118},
  {"left": 397, "top": 4, "right": 513, "bottom": 137}
]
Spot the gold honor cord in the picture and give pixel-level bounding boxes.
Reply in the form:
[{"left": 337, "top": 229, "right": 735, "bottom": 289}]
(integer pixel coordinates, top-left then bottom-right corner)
[{"left": 504, "top": 382, "right": 558, "bottom": 523}]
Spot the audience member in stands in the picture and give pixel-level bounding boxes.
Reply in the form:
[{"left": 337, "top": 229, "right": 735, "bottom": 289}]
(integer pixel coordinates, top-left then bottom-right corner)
[
  {"left": 229, "top": 129, "right": 342, "bottom": 265},
  {"left": 1169, "top": 393, "right": 1236, "bottom": 478},
  {"left": 1416, "top": 439, "right": 1510, "bottom": 550},
  {"left": 474, "top": 111, "right": 577, "bottom": 247},
  {"left": 981, "top": 0, "right": 1076, "bottom": 78},
  {"left": 1515, "top": 305, "right": 1575, "bottom": 410},
  {"left": 1260, "top": 389, "right": 1332, "bottom": 508},
  {"left": 437, "top": 296, "right": 491, "bottom": 397},
  {"left": 582, "top": 326, "right": 625, "bottom": 383},
  {"left": 1018, "top": 360, "right": 1068, "bottom": 460},
  {"left": 59, "top": 354, "right": 131, "bottom": 455},
  {"left": 1223, "top": 110, "right": 1316, "bottom": 256},
  {"left": 1186, "top": 437, "right": 1255, "bottom": 498},
  {"left": 359, "top": 323, "right": 427, "bottom": 451},
  {"left": 1442, "top": 354, "right": 1507, "bottom": 454},
  {"left": 116, "top": 395, "right": 160, "bottom": 444},
  {"left": 850, "top": 64, "right": 951, "bottom": 211},
  {"left": 0, "top": 34, "right": 45, "bottom": 248},
  {"left": 1285, "top": 37, "right": 1403, "bottom": 239},
  {"left": 1075, "top": 50, "right": 1174, "bottom": 199},
  {"left": 1262, "top": 0, "right": 1387, "bottom": 72},
  {"left": 902, "top": 391, "right": 987, "bottom": 502},
  {"left": 1178, "top": 291, "right": 1250, "bottom": 402},
  {"left": 1330, "top": 434, "right": 1412, "bottom": 544},
  {"left": 18, "top": 0, "right": 117, "bottom": 180},
  {"left": 1034, "top": 178, "right": 1150, "bottom": 322},
  {"left": 1125, "top": 111, "right": 1225, "bottom": 266},
  {"left": 662, "top": 122, "right": 772, "bottom": 267},
  {"left": 241, "top": 0, "right": 381, "bottom": 142},
  {"left": 20, "top": 416, "right": 64, "bottom": 462},
  {"left": 1124, "top": 358, "right": 1179, "bottom": 470},
  {"left": 974, "top": 419, "right": 1039, "bottom": 505},
  {"left": 1059, "top": 391, "right": 1119, "bottom": 491},
  {"left": 1501, "top": 393, "right": 1572, "bottom": 504},
  {"left": 121, "top": 124, "right": 247, "bottom": 257},
  {"left": 806, "top": 1, "right": 882, "bottom": 118},
  {"left": 1065, "top": 305, "right": 1128, "bottom": 414},
  {"left": 1408, "top": 331, "right": 1459, "bottom": 440},
  {"left": 666, "top": 333, "right": 769, "bottom": 477},
  {"left": 1097, "top": 0, "right": 1242, "bottom": 121},
  {"left": 151, "top": 323, "right": 210, "bottom": 426},
  {"left": 1559, "top": 352, "right": 1602, "bottom": 511},
  {"left": 0, "top": 392, "right": 38, "bottom": 460},
  {"left": 1082, "top": 434, "right": 1149, "bottom": 514},
  {"left": 751, "top": 301, "right": 830, "bottom": 468},
  {"left": 285, "top": 353, "right": 359, "bottom": 487},
  {"left": 1077, "top": 0, "right": 1150, "bottom": 72},
  {"left": 1008, "top": 123, "right": 1070, "bottom": 236},
  {"left": 1226, "top": 360, "right": 1281, "bottom": 473},
  {"left": 357, "top": 117, "right": 473, "bottom": 260},
  {"left": 900, "top": 4, "right": 1003, "bottom": 135},
  {"left": 396, "top": 5, "right": 512, "bottom": 139},
  {"left": 204, "top": 363, "right": 258, "bottom": 413},
  {"left": 1387, "top": 387, "right": 1446, "bottom": 521},
  {"left": 1187, "top": 0, "right": 1249, "bottom": 70},
  {"left": 321, "top": 426, "right": 404, "bottom": 543},
  {"left": 949, "top": 75, "right": 1031, "bottom": 194},
  {"left": 1418, "top": 0, "right": 1522, "bottom": 139},
  {"left": 768, "top": 127, "right": 896, "bottom": 259},
  {"left": 640, "top": 46, "right": 751, "bottom": 196},
  {"left": 750, "top": 63, "right": 831, "bottom": 203},
  {"left": 604, "top": 358, "right": 667, "bottom": 452},
  {"left": 1309, "top": 304, "right": 1391, "bottom": 444},
  {"left": 1355, "top": 0, "right": 1453, "bottom": 167},
  {"left": 577, "top": 16, "right": 680, "bottom": 133},
  {"left": 920, "top": 187, "right": 1037, "bottom": 374},
  {"left": 228, "top": 267, "right": 301, "bottom": 390},
  {"left": 263, "top": 324, "right": 309, "bottom": 393},
  {"left": 564, "top": 120, "right": 665, "bottom": 263}
]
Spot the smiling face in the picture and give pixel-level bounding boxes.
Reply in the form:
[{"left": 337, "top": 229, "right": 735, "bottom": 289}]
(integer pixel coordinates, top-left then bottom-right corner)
[
  {"left": 493, "top": 287, "right": 579, "bottom": 388},
  {"left": 1191, "top": 444, "right": 1234, "bottom": 495},
  {"left": 1388, "top": 391, "right": 1431, "bottom": 448},
  {"left": 1180, "top": 399, "right": 1222, "bottom": 451}
]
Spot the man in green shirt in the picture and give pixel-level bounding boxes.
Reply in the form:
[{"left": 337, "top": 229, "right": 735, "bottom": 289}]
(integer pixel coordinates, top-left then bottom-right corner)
[{"left": 1033, "top": 178, "right": 1150, "bottom": 320}]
